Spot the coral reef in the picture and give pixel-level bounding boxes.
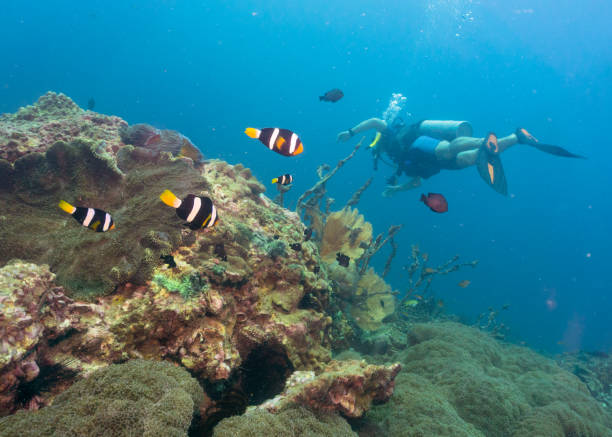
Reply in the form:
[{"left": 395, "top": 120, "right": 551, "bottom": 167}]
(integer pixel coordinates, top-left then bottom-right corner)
[
  {"left": 0, "top": 92, "right": 126, "bottom": 163},
  {"left": 350, "top": 268, "right": 396, "bottom": 331},
  {"left": 557, "top": 351, "right": 612, "bottom": 409},
  {"left": 0, "top": 359, "right": 204, "bottom": 437},
  {"left": 258, "top": 360, "right": 400, "bottom": 417},
  {"left": 398, "top": 244, "right": 478, "bottom": 319},
  {"left": 0, "top": 94, "right": 359, "bottom": 431},
  {"left": 296, "top": 138, "right": 363, "bottom": 240},
  {"left": 213, "top": 405, "right": 357, "bottom": 437},
  {"left": 319, "top": 207, "right": 372, "bottom": 263},
  {"left": 363, "top": 322, "right": 612, "bottom": 437}
]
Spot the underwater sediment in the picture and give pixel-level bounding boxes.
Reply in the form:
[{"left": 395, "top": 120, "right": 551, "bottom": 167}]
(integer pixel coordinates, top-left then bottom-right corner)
[{"left": 0, "top": 93, "right": 610, "bottom": 436}]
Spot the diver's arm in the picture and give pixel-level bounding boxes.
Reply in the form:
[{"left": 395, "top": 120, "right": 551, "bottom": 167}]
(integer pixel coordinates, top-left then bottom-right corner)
[
  {"left": 337, "top": 118, "right": 387, "bottom": 142},
  {"left": 382, "top": 177, "right": 422, "bottom": 197}
]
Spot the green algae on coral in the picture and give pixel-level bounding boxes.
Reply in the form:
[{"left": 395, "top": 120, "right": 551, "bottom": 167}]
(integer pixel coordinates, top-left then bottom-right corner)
[{"left": 153, "top": 272, "right": 208, "bottom": 299}]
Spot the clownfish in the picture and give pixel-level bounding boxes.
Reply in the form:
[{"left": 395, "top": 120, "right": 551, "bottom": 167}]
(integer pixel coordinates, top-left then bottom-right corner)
[
  {"left": 271, "top": 174, "right": 293, "bottom": 185},
  {"left": 58, "top": 200, "right": 115, "bottom": 232},
  {"left": 245, "top": 127, "right": 304, "bottom": 157},
  {"left": 160, "top": 190, "right": 219, "bottom": 230}
]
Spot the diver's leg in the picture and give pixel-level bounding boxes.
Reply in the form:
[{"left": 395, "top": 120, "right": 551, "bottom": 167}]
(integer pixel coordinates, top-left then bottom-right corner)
[
  {"left": 497, "top": 134, "right": 519, "bottom": 153},
  {"left": 435, "top": 137, "right": 481, "bottom": 160},
  {"left": 437, "top": 134, "right": 518, "bottom": 160},
  {"left": 455, "top": 150, "right": 479, "bottom": 168}
]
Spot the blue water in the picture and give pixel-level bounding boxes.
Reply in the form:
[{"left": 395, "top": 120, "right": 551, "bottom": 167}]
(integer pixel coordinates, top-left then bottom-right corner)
[{"left": 2, "top": 0, "right": 611, "bottom": 353}]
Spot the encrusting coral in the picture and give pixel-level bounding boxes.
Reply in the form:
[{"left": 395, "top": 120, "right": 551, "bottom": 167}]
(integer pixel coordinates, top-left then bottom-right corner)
[
  {"left": 0, "top": 261, "right": 79, "bottom": 415},
  {"left": 0, "top": 359, "right": 204, "bottom": 437}
]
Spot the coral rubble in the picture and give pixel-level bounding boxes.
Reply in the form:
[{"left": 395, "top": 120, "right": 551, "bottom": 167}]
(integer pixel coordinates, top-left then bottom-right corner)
[{"left": 258, "top": 360, "right": 401, "bottom": 417}]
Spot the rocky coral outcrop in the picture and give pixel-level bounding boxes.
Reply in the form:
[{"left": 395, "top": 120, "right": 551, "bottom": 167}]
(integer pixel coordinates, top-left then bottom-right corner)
[
  {"left": 259, "top": 360, "right": 401, "bottom": 418},
  {"left": 0, "top": 261, "right": 80, "bottom": 415},
  {"left": 0, "top": 94, "right": 352, "bottom": 422}
]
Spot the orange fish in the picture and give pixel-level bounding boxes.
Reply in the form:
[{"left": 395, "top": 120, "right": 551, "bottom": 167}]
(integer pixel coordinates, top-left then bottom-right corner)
[{"left": 458, "top": 280, "right": 471, "bottom": 288}]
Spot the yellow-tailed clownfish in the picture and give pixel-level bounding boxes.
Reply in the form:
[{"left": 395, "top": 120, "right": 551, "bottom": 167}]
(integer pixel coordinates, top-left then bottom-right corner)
[
  {"left": 245, "top": 127, "right": 303, "bottom": 157},
  {"left": 58, "top": 200, "right": 115, "bottom": 232},
  {"left": 160, "top": 190, "right": 218, "bottom": 230},
  {"left": 271, "top": 174, "right": 293, "bottom": 185}
]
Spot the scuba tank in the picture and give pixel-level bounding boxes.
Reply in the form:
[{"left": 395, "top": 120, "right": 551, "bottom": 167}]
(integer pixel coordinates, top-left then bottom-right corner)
[{"left": 418, "top": 120, "right": 473, "bottom": 141}]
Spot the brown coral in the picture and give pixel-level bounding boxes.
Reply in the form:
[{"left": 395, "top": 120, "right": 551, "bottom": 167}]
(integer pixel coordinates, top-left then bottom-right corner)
[{"left": 319, "top": 207, "right": 372, "bottom": 263}]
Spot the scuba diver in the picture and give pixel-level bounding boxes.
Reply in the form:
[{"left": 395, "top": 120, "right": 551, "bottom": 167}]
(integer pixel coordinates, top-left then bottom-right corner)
[{"left": 337, "top": 93, "right": 584, "bottom": 196}]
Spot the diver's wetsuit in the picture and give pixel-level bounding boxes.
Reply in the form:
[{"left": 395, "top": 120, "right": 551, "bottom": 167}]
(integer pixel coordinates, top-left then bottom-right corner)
[{"left": 377, "top": 122, "right": 458, "bottom": 179}]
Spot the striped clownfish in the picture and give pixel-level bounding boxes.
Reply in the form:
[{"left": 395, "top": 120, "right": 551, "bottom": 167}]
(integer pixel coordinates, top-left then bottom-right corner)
[
  {"left": 58, "top": 200, "right": 115, "bottom": 232},
  {"left": 271, "top": 174, "right": 293, "bottom": 185},
  {"left": 160, "top": 190, "right": 219, "bottom": 230},
  {"left": 244, "top": 127, "right": 304, "bottom": 157}
]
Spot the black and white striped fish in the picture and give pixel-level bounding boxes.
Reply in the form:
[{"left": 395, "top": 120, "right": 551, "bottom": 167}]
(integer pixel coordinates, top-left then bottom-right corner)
[
  {"left": 160, "top": 190, "right": 219, "bottom": 230},
  {"left": 244, "top": 127, "right": 304, "bottom": 157},
  {"left": 58, "top": 200, "right": 115, "bottom": 232},
  {"left": 271, "top": 174, "right": 293, "bottom": 185}
]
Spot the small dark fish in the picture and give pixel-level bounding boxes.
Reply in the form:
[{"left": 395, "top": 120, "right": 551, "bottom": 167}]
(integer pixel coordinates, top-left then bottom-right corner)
[
  {"left": 245, "top": 127, "right": 304, "bottom": 157},
  {"left": 420, "top": 193, "right": 448, "bottom": 213},
  {"left": 303, "top": 228, "right": 312, "bottom": 241},
  {"left": 160, "top": 255, "right": 176, "bottom": 268},
  {"left": 272, "top": 174, "right": 293, "bottom": 185},
  {"left": 214, "top": 243, "right": 227, "bottom": 261},
  {"left": 336, "top": 252, "right": 350, "bottom": 268},
  {"left": 87, "top": 97, "right": 96, "bottom": 110},
  {"left": 319, "top": 88, "right": 344, "bottom": 103},
  {"left": 273, "top": 235, "right": 280, "bottom": 240},
  {"left": 290, "top": 243, "right": 302, "bottom": 251},
  {"left": 380, "top": 299, "right": 385, "bottom": 308},
  {"left": 160, "top": 190, "right": 219, "bottom": 230},
  {"left": 313, "top": 266, "right": 320, "bottom": 274},
  {"left": 58, "top": 200, "right": 115, "bottom": 232}
]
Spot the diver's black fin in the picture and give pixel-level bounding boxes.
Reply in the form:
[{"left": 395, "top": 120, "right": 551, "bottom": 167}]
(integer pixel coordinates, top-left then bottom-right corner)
[
  {"left": 476, "top": 148, "right": 508, "bottom": 195},
  {"left": 516, "top": 127, "right": 585, "bottom": 159},
  {"left": 528, "top": 143, "right": 586, "bottom": 159}
]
